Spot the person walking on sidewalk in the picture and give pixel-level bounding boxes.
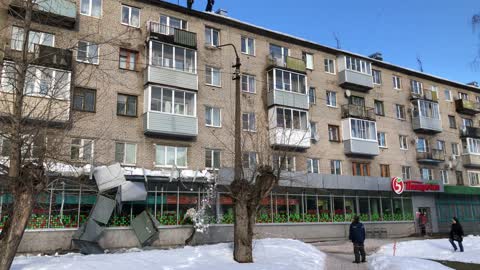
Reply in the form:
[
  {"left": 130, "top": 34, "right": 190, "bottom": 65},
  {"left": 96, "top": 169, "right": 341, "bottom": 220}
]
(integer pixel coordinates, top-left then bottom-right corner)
[
  {"left": 349, "top": 215, "right": 366, "bottom": 264},
  {"left": 449, "top": 217, "right": 465, "bottom": 252}
]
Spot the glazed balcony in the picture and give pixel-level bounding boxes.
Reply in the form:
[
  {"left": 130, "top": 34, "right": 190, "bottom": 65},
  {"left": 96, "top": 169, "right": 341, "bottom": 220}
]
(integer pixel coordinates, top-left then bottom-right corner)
[
  {"left": 337, "top": 55, "right": 373, "bottom": 92},
  {"left": 267, "top": 55, "right": 306, "bottom": 73},
  {"left": 9, "top": 0, "right": 77, "bottom": 29},
  {"left": 341, "top": 118, "right": 379, "bottom": 156},
  {"left": 269, "top": 127, "right": 311, "bottom": 149},
  {"left": 416, "top": 149, "right": 445, "bottom": 164},
  {"left": 341, "top": 104, "right": 375, "bottom": 121},
  {"left": 455, "top": 99, "right": 480, "bottom": 115},
  {"left": 143, "top": 112, "right": 198, "bottom": 138},
  {"left": 462, "top": 154, "right": 480, "bottom": 169},
  {"left": 412, "top": 115, "right": 442, "bottom": 133},
  {"left": 147, "top": 21, "right": 197, "bottom": 49}
]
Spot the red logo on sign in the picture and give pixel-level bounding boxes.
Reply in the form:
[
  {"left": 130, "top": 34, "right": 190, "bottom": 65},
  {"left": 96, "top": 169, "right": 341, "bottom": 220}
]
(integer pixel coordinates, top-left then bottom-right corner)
[{"left": 391, "top": 177, "right": 405, "bottom": 195}]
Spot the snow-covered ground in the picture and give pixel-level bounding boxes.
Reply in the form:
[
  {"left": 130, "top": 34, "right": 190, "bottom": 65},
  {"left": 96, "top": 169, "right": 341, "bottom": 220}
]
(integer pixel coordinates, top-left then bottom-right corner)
[
  {"left": 11, "top": 239, "right": 326, "bottom": 270},
  {"left": 369, "top": 255, "right": 454, "bottom": 270}
]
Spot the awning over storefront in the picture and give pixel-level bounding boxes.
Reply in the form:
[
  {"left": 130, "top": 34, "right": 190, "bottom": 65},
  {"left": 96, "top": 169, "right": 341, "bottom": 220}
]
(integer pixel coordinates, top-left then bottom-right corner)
[{"left": 444, "top": 185, "right": 480, "bottom": 195}]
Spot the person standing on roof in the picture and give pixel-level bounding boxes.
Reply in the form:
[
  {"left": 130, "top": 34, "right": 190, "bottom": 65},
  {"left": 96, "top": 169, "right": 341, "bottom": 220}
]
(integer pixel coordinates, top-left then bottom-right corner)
[
  {"left": 187, "top": 0, "right": 194, "bottom": 9},
  {"left": 206, "top": 0, "right": 214, "bottom": 12}
]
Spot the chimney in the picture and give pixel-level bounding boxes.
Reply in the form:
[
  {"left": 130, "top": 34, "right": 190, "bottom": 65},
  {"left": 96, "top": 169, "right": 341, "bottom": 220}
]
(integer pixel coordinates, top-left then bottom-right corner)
[
  {"left": 467, "top": 81, "right": 479, "bottom": 87},
  {"left": 215, "top": 9, "right": 228, "bottom": 16},
  {"left": 369, "top": 52, "right": 383, "bottom": 61}
]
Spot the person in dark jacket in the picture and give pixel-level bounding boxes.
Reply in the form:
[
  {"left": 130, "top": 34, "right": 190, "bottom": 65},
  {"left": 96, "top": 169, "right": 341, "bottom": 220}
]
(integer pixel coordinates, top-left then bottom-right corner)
[
  {"left": 205, "top": 0, "right": 214, "bottom": 12},
  {"left": 449, "top": 217, "right": 464, "bottom": 252},
  {"left": 349, "top": 215, "right": 366, "bottom": 263},
  {"left": 187, "top": 0, "right": 194, "bottom": 9}
]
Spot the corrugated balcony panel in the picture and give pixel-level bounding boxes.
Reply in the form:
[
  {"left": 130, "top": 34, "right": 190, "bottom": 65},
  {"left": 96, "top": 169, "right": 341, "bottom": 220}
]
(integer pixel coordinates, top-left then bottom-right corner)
[
  {"left": 145, "top": 65, "right": 198, "bottom": 91},
  {"left": 9, "top": 0, "right": 76, "bottom": 29},
  {"left": 338, "top": 70, "right": 374, "bottom": 91},
  {"left": 412, "top": 116, "right": 442, "bottom": 133},
  {"left": 173, "top": 28, "right": 197, "bottom": 49},
  {"left": 460, "top": 127, "right": 480, "bottom": 138},
  {"left": 455, "top": 99, "right": 480, "bottom": 115},
  {"left": 267, "top": 90, "right": 309, "bottom": 110},
  {"left": 144, "top": 112, "right": 198, "bottom": 137},
  {"left": 269, "top": 127, "right": 311, "bottom": 149},
  {"left": 343, "top": 139, "right": 379, "bottom": 156},
  {"left": 462, "top": 154, "right": 480, "bottom": 168}
]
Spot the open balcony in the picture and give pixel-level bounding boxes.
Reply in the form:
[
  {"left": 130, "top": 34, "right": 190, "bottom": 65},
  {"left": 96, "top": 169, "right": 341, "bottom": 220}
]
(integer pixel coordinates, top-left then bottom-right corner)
[
  {"left": 410, "top": 88, "right": 439, "bottom": 102},
  {"left": 455, "top": 99, "right": 480, "bottom": 115},
  {"left": 461, "top": 126, "right": 480, "bottom": 138},
  {"left": 9, "top": 0, "right": 77, "bottom": 29},
  {"left": 416, "top": 149, "right": 445, "bottom": 164},
  {"left": 267, "top": 55, "right": 306, "bottom": 73},
  {"left": 341, "top": 104, "right": 375, "bottom": 121},
  {"left": 147, "top": 21, "right": 197, "bottom": 49},
  {"left": 4, "top": 43, "right": 72, "bottom": 71}
]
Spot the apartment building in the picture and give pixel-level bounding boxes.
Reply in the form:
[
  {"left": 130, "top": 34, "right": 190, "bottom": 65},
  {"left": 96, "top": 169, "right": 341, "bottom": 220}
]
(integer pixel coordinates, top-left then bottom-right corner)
[{"left": 0, "top": 0, "right": 479, "bottom": 249}]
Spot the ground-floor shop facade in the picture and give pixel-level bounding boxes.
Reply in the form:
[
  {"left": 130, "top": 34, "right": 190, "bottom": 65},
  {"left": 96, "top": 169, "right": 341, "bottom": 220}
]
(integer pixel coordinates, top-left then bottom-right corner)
[{"left": 436, "top": 186, "right": 480, "bottom": 234}]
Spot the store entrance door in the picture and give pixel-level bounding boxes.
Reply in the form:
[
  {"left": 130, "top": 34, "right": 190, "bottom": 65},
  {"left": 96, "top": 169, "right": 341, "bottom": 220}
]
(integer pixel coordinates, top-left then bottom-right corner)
[{"left": 418, "top": 207, "right": 432, "bottom": 236}]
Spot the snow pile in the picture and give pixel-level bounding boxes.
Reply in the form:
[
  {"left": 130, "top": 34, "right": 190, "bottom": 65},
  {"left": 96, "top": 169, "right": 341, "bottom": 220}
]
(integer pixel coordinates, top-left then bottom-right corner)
[
  {"left": 11, "top": 239, "right": 326, "bottom": 270},
  {"left": 369, "top": 255, "right": 453, "bottom": 270},
  {"left": 373, "top": 235, "right": 480, "bottom": 264}
]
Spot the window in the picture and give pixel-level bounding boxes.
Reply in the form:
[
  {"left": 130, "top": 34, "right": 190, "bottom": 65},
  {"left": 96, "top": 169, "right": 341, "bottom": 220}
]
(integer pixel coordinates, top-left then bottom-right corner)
[
  {"left": 352, "top": 162, "right": 370, "bottom": 176},
  {"left": 308, "top": 87, "right": 316, "bottom": 104},
  {"left": 303, "top": 52, "right": 314, "bottom": 70},
  {"left": 410, "top": 80, "right": 423, "bottom": 95},
  {"left": 395, "top": 104, "right": 406, "bottom": 120},
  {"left": 241, "top": 36, "right": 255, "bottom": 55},
  {"left": 242, "top": 112, "right": 256, "bottom": 132},
  {"left": 275, "top": 108, "right": 308, "bottom": 130},
  {"left": 155, "top": 145, "right": 187, "bottom": 167},
  {"left": 80, "top": 0, "right": 102, "bottom": 17},
  {"left": 378, "top": 132, "right": 387, "bottom": 148},
  {"left": 326, "top": 125, "right": 339, "bottom": 142},
  {"left": 324, "top": 58, "right": 335, "bottom": 74},
  {"left": 0, "top": 137, "right": 11, "bottom": 157},
  {"left": 456, "top": 171, "right": 464, "bottom": 185},
  {"left": 117, "top": 94, "right": 137, "bottom": 116},
  {"left": 345, "top": 56, "right": 371, "bottom": 74},
  {"left": 274, "top": 155, "right": 295, "bottom": 172},
  {"left": 115, "top": 142, "right": 136, "bottom": 165},
  {"left": 402, "top": 166, "right": 411, "bottom": 180},
  {"left": 437, "top": 140, "right": 446, "bottom": 152},
  {"left": 21, "top": 66, "right": 71, "bottom": 99},
  {"left": 205, "top": 149, "right": 221, "bottom": 169},
  {"left": 440, "top": 170, "right": 449, "bottom": 185},
  {"left": 241, "top": 74, "right": 255, "bottom": 93},
  {"left": 372, "top": 69, "right": 382, "bottom": 84},
  {"left": 444, "top": 89, "right": 452, "bottom": 101},
  {"left": 307, "top": 159, "right": 319, "bottom": 173},
  {"left": 468, "top": 172, "right": 480, "bottom": 186},
  {"left": 159, "top": 15, "right": 187, "bottom": 35},
  {"left": 150, "top": 87, "right": 196, "bottom": 116},
  {"left": 413, "top": 100, "right": 440, "bottom": 120},
  {"left": 310, "top": 122, "right": 318, "bottom": 140},
  {"left": 326, "top": 91, "right": 337, "bottom": 107},
  {"left": 11, "top": 26, "right": 54, "bottom": 52},
  {"left": 77, "top": 41, "right": 99, "bottom": 64},
  {"left": 205, "top": 27, "right": 220, "bottom": 46},
  {"left": 380, "top": 164, "right": 390, "bottom": 177},
  {"left": 416, "top": 138, "right": 428, "bottom": 152},
  {"left": 374, "top": 100, "right": 384, "bottom": 116},
  {"left": 350, "top": 119, "right": 377, "bottom": 141},
  {"left": 463, "top": 138, "right": 480, "bottom": 154},
  {"left": 269, "top": 44, "right": 289, "bottom": 65},
  {"left": 70, "top": 139, "right": 93, "bottom": 162},
  {"left": 477, "top": 96, "right": 480, "bottom": 103},
  {"left": 206, "top": 66, "right": 221, "bottom": 86},
  {"left": 448, "top": 115, "right": 456, "bottom": 129},
  {"left": 121, "top": 5, "right": 140, "bottom": 27},
  {"left": 458, "top": 92, "right": 468, "bottom": 100},
  {"left": 420, "top": 168, "right": 433, "bottom": 181},
  {"left": 268, "top": 69, "right": 307, "bottom": 94},
  {"left": 330, "top": 160, "right": 342, "bottom": 175},
  {"left": 452, "top": 143, "right": 459, "bottom": 156},
  {"left": 73, "top": 88, "right": 96, "bottom": 112},
  {"left": 205, "top": 106, "right": 221, "bottom": 127},
  {"left": 462, "top": 118, "right": 473, "bottom": 129},
  {"left": 242, "top": 152, "right": 257, "bottom": 169},
  {"left": 150, "top": 42, "right": 196, "bottom": 73},
  {"left": 393, "top": 75, "right": 401, "bottom": 89},
  {"left": 119, "top": 49, "right": 137, "bottom": 71},
  {"left": 399, "top": 135, "right": 408, "bottom": 150}
]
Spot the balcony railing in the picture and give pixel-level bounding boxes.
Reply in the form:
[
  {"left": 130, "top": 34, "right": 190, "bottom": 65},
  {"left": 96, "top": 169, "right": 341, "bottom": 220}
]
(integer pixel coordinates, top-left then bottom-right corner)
[
  {"left": 33, "top": 44, "right": 73, "bottom": 70},
  {"left": 267, "top": 55, "right": 306, "bottom": 73},
  {"left": 9, "top": 0, "right": 77, "bottom": 29},
  {"left": 147, "top": 21, "right": 197, "bottom": 49},
  {"left": 341, "top": 104, "right": 375, "bottom": 120},
  {"left": 460, "top": 126, "right": 480, "bottom": 138},
  {"left": 416, "top": 149, "right": 445, "bottom": 163},
  {"left": 410, "top": 88, "right": 438, "bottom": 102},
  {"left": 455, "top": 99, "right": 480, "bottom": 115}
]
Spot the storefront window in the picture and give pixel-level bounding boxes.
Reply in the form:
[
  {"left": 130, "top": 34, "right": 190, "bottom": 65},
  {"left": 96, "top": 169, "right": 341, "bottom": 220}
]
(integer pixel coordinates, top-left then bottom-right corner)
[
  {"left": 344, "top": 197, "right": 357, "bottom": 222},
  {"left": 317, "top": 196, "right": 331, "bottom": 222},
  {"left": 393, "top": 198, "right": 403, "bottom": 221},
  {"left": 359, "top": 198, "right": 369, "bottom": 221},
  {"left": 333, "top": 197, "right": 345, "bottom": 222},
  {"left": 288, "top": 195, "right": 302, "bottom": 222},
  {"left": 178, "top": 192, "right": 198, "bottom": 225},
  {"left": 257, "top": 196, "right": 272, "bottom": 223},
  {"left": 305, "top": 195, "right": 318, "bottom": 222},
  {"left": 219, "top": 194, "right": 233, "bottom": 224},
  {"left": 160, "top": 192, "right": 178, "bottom": 225},
  {"left": 273, "top": 194, "right": 288, "bottom": 223},
  {"left": 403, "top": 198, "right": 414, "bottom": 220},
  {"left": 370, "top": 198, "right": 381, "bottom": 221},
  {"left": 50, "top": 190, "right": 82, "bottom": 229},
  {"left": 381, "top": 198, "right": 393, "bottom": 221},
  {"left": 29, "top": 192, "right": 51, "bottom": 229}
]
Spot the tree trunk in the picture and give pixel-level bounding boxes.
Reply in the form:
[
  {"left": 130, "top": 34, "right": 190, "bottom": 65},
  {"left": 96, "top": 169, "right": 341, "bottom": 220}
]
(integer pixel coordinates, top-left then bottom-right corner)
[
  {"left": 0, "top": 190, "right": 35, "bottom": 270},
  {"left": 233, "top": 199, "right": 253, "bottom": 263}
]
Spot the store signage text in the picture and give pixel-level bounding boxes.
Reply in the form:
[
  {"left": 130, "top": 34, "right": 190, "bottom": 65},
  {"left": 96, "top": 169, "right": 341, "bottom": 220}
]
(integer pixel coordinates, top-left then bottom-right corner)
[{"left": 391, "top": 177, "right": 441, "bottom": 194}]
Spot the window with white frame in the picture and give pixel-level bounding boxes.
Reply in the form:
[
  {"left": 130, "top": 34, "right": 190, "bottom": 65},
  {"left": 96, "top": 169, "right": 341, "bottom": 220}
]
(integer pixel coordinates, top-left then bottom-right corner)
[
  {"left": 121, "top": 5, "right": 140, "bottom": 27},
  {"left": 437, "top": 140, "right": 446, "bottom": 152},
  {"left": 402, "top": 166, "right": 411, "bottom": 179},
  {"left": 70, "top": 139, "right": 93, "bottom": 162},
  {"left": 241, "top": 36, "right": 255, "bottom": 55},
  {"left": 307, "top": 158, "right": 319, "bottom": 173},
  {"left": 274, "top": 155, "right": 295, "bottom": 172},
  {"left": 463, "top": 138, "right": 480, "bottom": 154},
  {"left": 11, "top": 26, "right": 54, "bottom": 53},
  {"left": 350, "top": 119, "right": 377, "bottom": 141},
  {"left": 326, "top": 91, "right": 337, "bottom": 107},
  {"left": 452, "top": 142, "right": 459, "bottom": 156},
  {"left": 328, "top": 125, "right": 340, "bottom": 142},
  {"left": 310, "top": 122, "right": 318, "bottom": 140},
  {"left": 410, "top": 80, "right": 423, "bottom": 95},
  {"left": 205, "top": 149, "right": 221, "bottom": 169},
  {"left": 268, "top": 69, "right": 307, "bottom": 94},
  {"left": 150, "top": 87, "right": 196, "bottom": 116},
  {"left": 155, "top": 145, "right": 187, "bottom": 167},
  {"left": 399, "top": 135, "right": 408, "bottom": 150},
  {"left": 395, "top": 104, "right": 406, "bottom": 120},
  {"left": 114, "top": 142, "right": 136, "bottom": 165},
  {"left": 374, "top": 100, "right": 385, "bottom": 116},
  {"left": 308, "top": 87, "right": 316, "bottom": 104},
  {"left": 77, "top": 41, "right": 99, "bottom": 64},
  {"left": 0, "top": 62, "right": 16, "bottom": 92},
  {"left": 448, "top": 115, "right": 456, "bottom": 129},
  {"left": 345, "top": 56, "right": 371, "bottom": 75},
  {"left": 80, "top": 0, "right": 102, "bottom": 18},
  {"left": 242, "top": 112, "right": 256, "bottom": 132},
  {"left": 468, "top": 171, "right": 480, "bottom": 186},
  {"left": 416, "top": 138, "right": 428, "bottom": 152},
  {"left": 23, "top": 65, "right": 71, "bottom": 99},
  {"left": 393, "top": 75, "right": 401, "bottom": 89},
  {"left": 476, "top": 96, "right": 480, "bottom": 103},
  {"left": 269, "top": 44, "right": 289, "bottom": 65},
  {"left": 444, "top": 89, "right": 452, "bottom": 101},
  {"left": 303, "top": 52, "right": 314, "bottom": 70},
  {"left": 242, "top": 152, "right": 257, "bottom": 169},
  {"left": 458, "top": 92, "right": 468, "bottom": 100},
  {"left": 420, "top": 168, "right": 433, "bottom": 181},
  {"left": 241, "top": 74, "right": 255, "bottom": 93},
  {"left": 378, "top": 132, "right": 387, "bottom": 148},
  {"left": 324, "top": 58, "right": 335, "bottom": 74},
  {"left": 275, "top": 107, "right": 308, "bottom": 130},
  {"left": 205, "top": 106, "right": 221, "bottom": 127},
  {"left": 462, "top": 118, "right": 473, "bottom": 129},
  {"left": 440, "top": 170, "right": 449, "bottom": 184},
  {"left": 205, "top": 27, "right": 220, "bottom": 46},
  {"left": 330, "top": 160, "right": 342, "bottom": 175},
  {"left": 413, "top": 100, "right": 440, "bottom": 119},
  {"left": 159, "top": 15, "right": 187, "bottom": 35},
  {"left": 372, "top": 69, "right": 382, "bottom": 84},
  {"left": 150, "top": 42, "right": 196, "bottom": 73},
  {"left": 206, "top": 66, "right": 221, "bottom": 86}
]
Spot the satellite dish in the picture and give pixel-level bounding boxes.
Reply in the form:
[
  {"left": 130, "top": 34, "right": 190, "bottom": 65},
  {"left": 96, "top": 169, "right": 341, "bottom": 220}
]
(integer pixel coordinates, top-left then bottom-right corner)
[{"left": 345, "top": 90, "right": 352, "bottom": 97}]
